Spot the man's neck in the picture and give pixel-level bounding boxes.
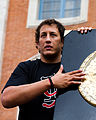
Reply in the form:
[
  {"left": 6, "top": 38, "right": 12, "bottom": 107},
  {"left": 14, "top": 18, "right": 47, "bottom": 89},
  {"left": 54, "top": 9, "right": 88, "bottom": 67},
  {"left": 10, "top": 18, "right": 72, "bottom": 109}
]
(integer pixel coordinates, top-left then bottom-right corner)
[{"left": 40, "top": 55, "right": 61, "bottom": 63}]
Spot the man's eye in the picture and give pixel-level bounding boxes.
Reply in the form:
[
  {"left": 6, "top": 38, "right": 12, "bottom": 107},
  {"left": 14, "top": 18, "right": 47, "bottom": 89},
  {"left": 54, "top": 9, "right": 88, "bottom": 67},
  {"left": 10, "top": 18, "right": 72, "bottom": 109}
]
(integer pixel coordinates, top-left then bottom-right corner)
[
  {"left": 41, "top": 34, "right": 46, "bottom": 38},
  {"left": 51, "top": 34, "right": 57, "bottom": 37}
]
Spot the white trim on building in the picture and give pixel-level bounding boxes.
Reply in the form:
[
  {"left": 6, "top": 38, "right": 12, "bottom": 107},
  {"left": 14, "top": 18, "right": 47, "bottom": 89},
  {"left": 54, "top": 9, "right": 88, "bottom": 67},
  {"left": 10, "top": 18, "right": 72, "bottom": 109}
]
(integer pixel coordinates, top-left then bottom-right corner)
[
  {"left": 0, "top": 0, "right": 9, "bottom": 80},
  {"left": 26, "top": 0, "right": 89, "bottom": 28}
]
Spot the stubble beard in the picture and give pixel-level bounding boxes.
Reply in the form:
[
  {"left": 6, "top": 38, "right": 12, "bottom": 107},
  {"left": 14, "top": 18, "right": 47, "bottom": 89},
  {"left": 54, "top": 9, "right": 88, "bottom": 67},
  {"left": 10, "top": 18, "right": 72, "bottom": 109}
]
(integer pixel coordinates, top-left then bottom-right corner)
[{"left": 41, "top": 50, "right": 61, "bottom": 62}]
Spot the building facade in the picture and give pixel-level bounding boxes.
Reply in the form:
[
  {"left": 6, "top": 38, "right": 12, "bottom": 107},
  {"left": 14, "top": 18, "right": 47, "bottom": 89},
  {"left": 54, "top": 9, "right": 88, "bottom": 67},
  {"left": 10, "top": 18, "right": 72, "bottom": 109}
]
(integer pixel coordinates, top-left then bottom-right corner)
[{"left": 0, "top": 0, "right": 96, "bottom": 119}]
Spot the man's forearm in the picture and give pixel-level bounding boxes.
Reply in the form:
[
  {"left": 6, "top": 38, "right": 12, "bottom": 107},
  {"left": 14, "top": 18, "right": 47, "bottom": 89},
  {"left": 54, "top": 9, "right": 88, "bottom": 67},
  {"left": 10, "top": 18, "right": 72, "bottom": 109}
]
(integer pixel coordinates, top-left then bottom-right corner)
[{"left": 1, "top": 79, "right": 50, "bottom": 108}]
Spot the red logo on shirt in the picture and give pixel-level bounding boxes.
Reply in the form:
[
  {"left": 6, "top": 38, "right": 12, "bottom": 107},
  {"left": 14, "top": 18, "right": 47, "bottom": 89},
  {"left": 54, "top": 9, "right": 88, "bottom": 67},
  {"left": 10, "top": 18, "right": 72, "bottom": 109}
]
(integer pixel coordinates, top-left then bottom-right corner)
[
  {"left": 42, "top": 88, "right": 57, "bottom": 108},
  {"left": 40, "top": 75, "right": 57, "bottom": 108}
]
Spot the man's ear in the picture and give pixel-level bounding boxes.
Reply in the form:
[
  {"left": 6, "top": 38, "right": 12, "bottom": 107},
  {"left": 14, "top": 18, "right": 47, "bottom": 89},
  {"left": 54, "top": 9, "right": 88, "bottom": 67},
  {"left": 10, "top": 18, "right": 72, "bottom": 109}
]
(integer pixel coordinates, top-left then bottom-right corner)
[
  {"left": 35, "top": 42, "right": 39, "bottom": 49},
  {"left": 36, "top": 42, "right": 40, "bottom": 53},
  {"left": 36, "top": 45, "right": 38, "bottom": 49}
]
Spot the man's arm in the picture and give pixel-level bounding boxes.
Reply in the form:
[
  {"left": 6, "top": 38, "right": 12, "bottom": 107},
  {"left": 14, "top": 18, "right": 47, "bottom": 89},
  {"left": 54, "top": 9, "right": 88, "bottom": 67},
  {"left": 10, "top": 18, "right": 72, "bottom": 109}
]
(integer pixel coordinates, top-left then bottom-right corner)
[
  {"left": 1, "top": 65, "right": 85, "bottom": 108},
  {"left": 1, "top": 79, "right": 51, "bottom": 108}
]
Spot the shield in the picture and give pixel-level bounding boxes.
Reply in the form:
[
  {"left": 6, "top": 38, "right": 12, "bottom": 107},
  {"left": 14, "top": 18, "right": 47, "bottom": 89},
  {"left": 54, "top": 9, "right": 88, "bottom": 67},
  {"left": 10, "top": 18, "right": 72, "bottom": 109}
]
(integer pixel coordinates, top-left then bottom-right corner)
[{"left": 53, "top": 29, "right": 96, "bottom": 120}]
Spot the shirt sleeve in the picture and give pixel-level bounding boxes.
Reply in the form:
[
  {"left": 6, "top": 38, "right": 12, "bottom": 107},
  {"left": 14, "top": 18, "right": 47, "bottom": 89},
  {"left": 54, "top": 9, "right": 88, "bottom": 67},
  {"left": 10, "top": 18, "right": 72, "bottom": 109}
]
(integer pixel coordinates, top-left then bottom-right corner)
[{"left": 1, "top": 61, "right": 31, "bottom": 93}]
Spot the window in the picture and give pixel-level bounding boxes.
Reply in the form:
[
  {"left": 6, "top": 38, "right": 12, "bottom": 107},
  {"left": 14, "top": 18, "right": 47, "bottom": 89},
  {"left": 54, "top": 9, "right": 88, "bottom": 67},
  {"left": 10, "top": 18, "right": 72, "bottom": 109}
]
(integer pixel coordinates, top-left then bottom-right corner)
[
  {"left": 39, "top": 0, "right": 81, "bottom": 19},
  {"left": 39, "top": 0, "right": 62, "bottom": 19},
  {"left": 27, "top": 0, "right": 89, "bottom": 27}
]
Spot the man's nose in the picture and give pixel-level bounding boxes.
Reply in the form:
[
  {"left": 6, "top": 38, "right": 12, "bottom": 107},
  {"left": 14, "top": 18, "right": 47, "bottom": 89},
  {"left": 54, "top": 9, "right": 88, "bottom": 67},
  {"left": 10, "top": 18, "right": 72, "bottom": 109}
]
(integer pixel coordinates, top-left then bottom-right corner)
[{"left": 46, "top": 34, "right": 51, "bottom": 42}]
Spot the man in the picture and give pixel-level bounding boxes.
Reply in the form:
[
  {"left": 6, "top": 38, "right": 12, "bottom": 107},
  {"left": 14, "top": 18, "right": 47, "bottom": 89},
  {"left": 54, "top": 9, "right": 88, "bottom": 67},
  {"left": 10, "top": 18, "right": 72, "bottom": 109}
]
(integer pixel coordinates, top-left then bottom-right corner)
[{"left": 1, "top": 19, "right": 85, "bottom": 120}]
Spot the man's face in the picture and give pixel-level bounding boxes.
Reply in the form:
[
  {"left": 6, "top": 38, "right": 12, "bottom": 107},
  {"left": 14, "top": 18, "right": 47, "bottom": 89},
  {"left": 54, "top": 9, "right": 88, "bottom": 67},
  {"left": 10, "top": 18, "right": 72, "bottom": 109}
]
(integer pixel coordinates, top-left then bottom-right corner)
[{"left": 36, "top": 24, "right": 64, "bottom": 60}]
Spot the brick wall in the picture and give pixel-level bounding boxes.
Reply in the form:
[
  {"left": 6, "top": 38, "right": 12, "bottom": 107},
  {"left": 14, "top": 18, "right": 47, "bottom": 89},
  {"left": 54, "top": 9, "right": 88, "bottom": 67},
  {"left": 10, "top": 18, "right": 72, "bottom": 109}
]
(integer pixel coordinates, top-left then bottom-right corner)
[
  {"left": 0, "top": 0, "right": 38, "bottom": 120},
  {"left": 0, "top": 0, "right": 96, "bottom": 120}
]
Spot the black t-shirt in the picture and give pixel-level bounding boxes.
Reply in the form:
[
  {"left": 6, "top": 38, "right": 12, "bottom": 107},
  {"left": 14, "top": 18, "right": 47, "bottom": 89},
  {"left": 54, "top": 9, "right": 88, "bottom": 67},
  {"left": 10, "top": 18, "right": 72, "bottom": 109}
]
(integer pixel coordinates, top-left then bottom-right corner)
[{"left": 2, "top": 59, "right": 61, "bottom": 120}]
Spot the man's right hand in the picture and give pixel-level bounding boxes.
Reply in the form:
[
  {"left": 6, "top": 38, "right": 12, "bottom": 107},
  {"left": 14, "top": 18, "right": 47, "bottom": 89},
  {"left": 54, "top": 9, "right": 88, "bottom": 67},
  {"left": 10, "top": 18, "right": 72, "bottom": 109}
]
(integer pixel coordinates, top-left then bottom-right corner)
[{"left": 52, "top": 65, "right": 85, "bottom": 89}]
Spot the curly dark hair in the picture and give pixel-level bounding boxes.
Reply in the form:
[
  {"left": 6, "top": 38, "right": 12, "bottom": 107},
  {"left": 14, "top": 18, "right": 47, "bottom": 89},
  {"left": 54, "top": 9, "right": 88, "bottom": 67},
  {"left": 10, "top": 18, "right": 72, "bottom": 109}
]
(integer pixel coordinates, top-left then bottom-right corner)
[{"left": 35, "top": 19, "right": 65, "bottom": 44}]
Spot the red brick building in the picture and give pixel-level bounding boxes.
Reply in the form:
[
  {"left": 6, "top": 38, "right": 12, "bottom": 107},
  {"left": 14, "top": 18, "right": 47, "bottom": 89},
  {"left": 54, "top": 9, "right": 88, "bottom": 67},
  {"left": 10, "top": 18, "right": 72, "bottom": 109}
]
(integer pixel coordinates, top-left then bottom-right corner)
[{"left": 0, "top": 0, "right": 96, "bottom": 119}]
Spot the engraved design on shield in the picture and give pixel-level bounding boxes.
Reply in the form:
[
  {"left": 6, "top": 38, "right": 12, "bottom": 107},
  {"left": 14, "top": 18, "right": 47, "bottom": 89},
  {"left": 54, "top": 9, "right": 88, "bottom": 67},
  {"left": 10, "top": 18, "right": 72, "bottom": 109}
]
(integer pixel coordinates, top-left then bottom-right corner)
[{"left": 79, "top": 51, "right": 96, "bottom": 106}]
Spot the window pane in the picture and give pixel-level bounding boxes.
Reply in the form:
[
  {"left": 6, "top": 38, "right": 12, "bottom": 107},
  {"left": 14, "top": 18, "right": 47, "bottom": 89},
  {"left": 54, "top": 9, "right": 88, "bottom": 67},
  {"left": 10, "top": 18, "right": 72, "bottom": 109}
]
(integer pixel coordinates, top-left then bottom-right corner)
[
  {"left": 64, "top": 9, "right": 80, "bottom": 18},
  {"left": 39, "top": 0, "right": 61, "bottom": 19},
  {"left": 42, "top": 11, "right": 60, "bottom": 19},
  {"left": 39, "top": 0, "right": 81, "bottom": 19},
  {"left": 64, "top": 0, "right": 81, "bottom": 18},
  {"left": 65, "top": 0, "right": 74, "bottom": 9}
]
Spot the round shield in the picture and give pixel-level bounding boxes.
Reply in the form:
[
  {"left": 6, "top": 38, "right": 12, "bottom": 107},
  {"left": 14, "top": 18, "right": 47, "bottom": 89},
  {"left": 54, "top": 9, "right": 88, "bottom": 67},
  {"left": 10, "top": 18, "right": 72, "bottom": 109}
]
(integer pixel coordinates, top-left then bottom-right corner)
[{"left": 79, "top": 51, "right": 96, "bottom": 106}]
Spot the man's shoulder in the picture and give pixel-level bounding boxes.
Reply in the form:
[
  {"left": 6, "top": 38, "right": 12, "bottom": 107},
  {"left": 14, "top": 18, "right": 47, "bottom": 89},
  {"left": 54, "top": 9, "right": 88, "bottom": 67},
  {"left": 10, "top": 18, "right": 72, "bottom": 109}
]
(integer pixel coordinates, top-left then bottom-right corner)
[
  {"left": 19, "top": 59, "right": 40, "bottom": 67},
  {"left": 12, "top": 59, "right": 41, "bottom": 75}
]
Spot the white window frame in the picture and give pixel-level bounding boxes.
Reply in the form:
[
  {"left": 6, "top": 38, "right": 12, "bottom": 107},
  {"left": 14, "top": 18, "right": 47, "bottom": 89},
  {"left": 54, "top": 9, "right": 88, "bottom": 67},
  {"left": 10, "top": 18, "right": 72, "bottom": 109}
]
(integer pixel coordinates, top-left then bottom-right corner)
[{"left": 26, "top": 0, "right": 89, "bottom": 28}]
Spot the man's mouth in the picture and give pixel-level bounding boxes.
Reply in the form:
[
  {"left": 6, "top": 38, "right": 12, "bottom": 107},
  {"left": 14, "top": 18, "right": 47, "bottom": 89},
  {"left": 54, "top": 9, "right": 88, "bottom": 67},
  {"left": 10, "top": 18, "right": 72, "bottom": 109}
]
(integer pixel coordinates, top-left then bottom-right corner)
[{"left": 44, "top": 45, "right": 53, "bottom": 50}]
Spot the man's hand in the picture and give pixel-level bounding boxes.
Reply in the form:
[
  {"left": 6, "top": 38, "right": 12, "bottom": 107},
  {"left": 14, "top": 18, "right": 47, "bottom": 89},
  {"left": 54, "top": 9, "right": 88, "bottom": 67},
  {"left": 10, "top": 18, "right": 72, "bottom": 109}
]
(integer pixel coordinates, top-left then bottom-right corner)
[
  {"left": 78, "top": 27, "right": 92, "bottom": 34},
  {"left": 52, "top": 65, "right": 85, "bottom": 89}
]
